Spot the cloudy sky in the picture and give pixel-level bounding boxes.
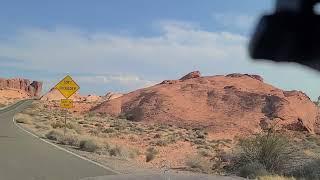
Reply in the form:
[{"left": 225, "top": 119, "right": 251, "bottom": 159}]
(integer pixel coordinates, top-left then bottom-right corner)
[{"left": 1, "top": 0, "right": 320, "bottom": 100}]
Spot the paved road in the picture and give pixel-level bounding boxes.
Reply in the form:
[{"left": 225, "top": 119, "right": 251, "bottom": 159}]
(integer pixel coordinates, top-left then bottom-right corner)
[
  {"left": 0, "top": 100, "right": 116, "bottom": 180},
  {"left": 81, "top": 173, "right": 244, "bottom": 180}
]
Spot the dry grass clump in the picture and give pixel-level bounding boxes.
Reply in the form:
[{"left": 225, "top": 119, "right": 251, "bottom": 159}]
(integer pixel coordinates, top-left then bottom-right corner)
[
  {"left": 45, "top": 130, "right": 64, "bottom": 141},
  {"left": 290, "top": 159, "right": 320, "bottom": 180},
  {"left": 0, "top": 103, "right": 6, "bottom": 108},
  {"left": 152, "top": 133, "right": 181, "bottom": 147},
  {"left": 104, "top": 144, "right": 139, "bottom": 159},
  {"left": 15, "top": 113, "right": 33, "bottom": 124},
  {"left": 238, "top": 161, "right": 269, "bottom": 179},
  {"left": 185, "top": 155, "right": 212, "bottom": 173},
  {"left": 51, "top": 121, "right": 65, "bottom": 129},
  {"left": 58, "top": 134, "right": 80, "bottom": 146},
  {"left": 79, "top": 138, "right": 100, "bottom": 152},
  {"left": 257, "top": 175, "right": 295, "bottom": 180},
  {"left": 109, "top": 145, "right": 123, "bottom": 157},
  {"left": 145, "top": 147, "right": 158, "bottom": 162}
]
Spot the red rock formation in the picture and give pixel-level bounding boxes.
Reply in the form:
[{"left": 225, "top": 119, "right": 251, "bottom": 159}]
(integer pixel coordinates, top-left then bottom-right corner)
[
  {"left": 179, "top": 71, "right": 201, "bottom": 81},
  {"left": 226, "top": 73, "right": 264, "bottom": 82},
  {"left": 160, "top": 80, "right": 180, "bottom": 85},
  {"left": 0, "top": 78, "right": 42, "bottom": 97},
  {"left": 104, "top": 92, "right": 123, "bottom": 101},
  {"left": 83, "top": 94, "right": 102, "bottom": 102},
  {"left": 40, "top": 88, "right": 83, "bottom": 101},
  {"left": 92, "top": 71, "right": 320, "bottom": 138}
]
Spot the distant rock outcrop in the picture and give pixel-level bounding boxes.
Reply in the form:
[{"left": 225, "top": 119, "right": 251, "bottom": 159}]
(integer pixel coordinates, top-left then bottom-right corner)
[
  {"left": 83, "top": 94, "right": 102, "bottom": 102},
  {"left": 41, "top": 89, "right": 103, "bottom": 103},
  {"left": 92, "top": 71, "right": 320, "bottom": 138},
  {"left": 0, "top": 78, "right": 42, "bottom": 97},
  {"left": 40, "top": 88, "right": 83, "bottom": 101},
  {"left": 179, "top": 71, "right": 201, "bottom": 81},
  {"left": 104, "top": 92, "right": 123, "bottom": 101}
]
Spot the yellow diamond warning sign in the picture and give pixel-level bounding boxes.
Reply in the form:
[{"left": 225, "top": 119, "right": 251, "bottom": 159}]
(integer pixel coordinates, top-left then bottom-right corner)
[
  {"left": 60, "top": 99, "right": 73, "bottom": 109},
  {"left": 54, "top": 75, "right": 80, "bottom": 99}
]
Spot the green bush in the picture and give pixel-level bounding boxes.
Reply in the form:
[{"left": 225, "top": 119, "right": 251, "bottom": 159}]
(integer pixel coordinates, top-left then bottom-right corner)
[
  {"left": 236, "top": 131, "right": 297, "bottom": 174},
  {"left": 79, "top": 139, "right": 99, "bottom": 152}
]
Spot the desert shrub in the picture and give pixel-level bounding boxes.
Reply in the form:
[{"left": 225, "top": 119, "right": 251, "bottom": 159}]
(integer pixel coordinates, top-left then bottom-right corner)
[
  {"left": 86, "top": 111, "right": 97, "bottom": 118},
  {"left": 118, "top": 113, "right": 134, "bottom": 121},
  {"left": 128, "top": 148, "right": 140, "bottom": 159},
  {"left": 15, "top": 113, "right": 32, "bottom": 124},
  {"left": 235, "top": 131, "right": 297, "bottom": 174},
  {"left": 145, "top": 147, "right": 158, "bottom": 162},
  {"left": 66, "top": 122, "right": 77, "bottom": 129},
  {"left": 193, "top": 139, "right": 206, "bottom": 145},
  {"left": 239, "top": 161, "right": 269, "bottom": 179},
  {"left": 15, "top": 118, "right": 32, "bottom": 124},
  {"left": 45, "top": 130, "right": 64, "bottom": 141},
  {"left": 58, "top": 134, "right": 79, "bottom": 146},
  {"left": 79, "top": 139, "right": 99, "bottom": 152},
  {"left": 109, "top": 145, "right": 122, "bottom": 157},
  {"left": 78, "top": 121, "right": 86, "bottom": 124},
  {"left": 198, "top": 149, "right": 213, "bottom": 157},
  {"left": 154, "top": 139, "right": 168, "bottom": 146},
  {"left": 185, "top": 155, "right": 212, "bottom": 173},
  {"left": 51, "top": 121, "right": 65, "bottom": 129},
  {"left": 103, "top": 128, "right": 116, "bottom": 134},
  {"left": 89, "top": 129, "right": 100, "bottom": 136},
  {"left": 290, "top": 159, "right": 320, "bottom": 180},
  {"left": 258, "top": 175, "right": 295, "bottom": 180},
  {"left": 108, "top": 145, "right": 139, "bottom": 159}
]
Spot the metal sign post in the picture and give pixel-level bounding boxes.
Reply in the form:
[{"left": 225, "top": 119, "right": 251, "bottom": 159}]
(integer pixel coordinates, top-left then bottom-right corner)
[
  {"left": 53, "top": 75, "right": 79, "bottom": 137},
  {"left": 64, "top": 109, "right": 67, "bottom": 136},
  {"left": 60, "top": 99, "right": 73, "bottom": 136}
]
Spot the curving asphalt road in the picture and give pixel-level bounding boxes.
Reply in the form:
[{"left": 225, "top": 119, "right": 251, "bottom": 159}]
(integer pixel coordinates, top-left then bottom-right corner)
[{"left": 0, "top": 100, "right": 116, "bottom": 180}]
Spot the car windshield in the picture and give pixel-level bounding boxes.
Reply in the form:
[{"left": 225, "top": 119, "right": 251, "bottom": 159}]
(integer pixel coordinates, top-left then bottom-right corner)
[{"left": 1, "top": 0, "right": 320, "bottom": 180}]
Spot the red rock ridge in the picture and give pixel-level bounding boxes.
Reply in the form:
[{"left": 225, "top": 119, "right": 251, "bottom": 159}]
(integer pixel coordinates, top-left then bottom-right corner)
[{"left": 0, "top": 78, "right": 42, "bottom": 97}]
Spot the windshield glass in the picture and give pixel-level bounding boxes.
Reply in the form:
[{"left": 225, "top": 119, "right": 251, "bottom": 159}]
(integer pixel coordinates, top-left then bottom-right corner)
[{"left": 1, "top": 1, "right": 320, "bottom": 180}]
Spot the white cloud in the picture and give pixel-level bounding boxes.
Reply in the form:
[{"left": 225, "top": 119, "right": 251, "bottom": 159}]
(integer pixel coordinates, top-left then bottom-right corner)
[
  {"left": 212, "top": 13, "right": 256, "bottom": 31},
  {"left": 75, "top": 74, "right": 156, "bottom": 87},
  {"left": 0, "top": 22, "right": 247, "bottom": 76}
]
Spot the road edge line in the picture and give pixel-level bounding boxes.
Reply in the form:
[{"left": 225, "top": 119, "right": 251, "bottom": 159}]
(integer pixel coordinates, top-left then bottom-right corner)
[{"left": 12, "top": 117, "right": 121, "bottom": 175}]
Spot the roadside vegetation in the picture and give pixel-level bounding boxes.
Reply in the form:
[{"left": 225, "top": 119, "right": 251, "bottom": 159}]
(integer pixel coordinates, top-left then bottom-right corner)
[
  {"left": 15, "top": 113, "right": 33, "bottom": 124},
  {"left": 14, "top": 101, "right": 320, "bottom": 178},
  {"left": 0, "top": 103, "right": 6, "bottom": 108}
]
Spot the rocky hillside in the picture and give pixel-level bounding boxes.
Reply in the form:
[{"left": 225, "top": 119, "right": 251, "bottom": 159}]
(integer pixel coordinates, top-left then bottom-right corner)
[
  {"left": 0, "top": 78, "right": 42, "bottom": 97},
  {"left": 41, "top": 88, "right": 84, "bottom": 101},
  {"left": 92, "top": 71, "right": 320, "bottom": 138},
  {"left": 41, "top": 89, "right": 122, "bottom": 103}
]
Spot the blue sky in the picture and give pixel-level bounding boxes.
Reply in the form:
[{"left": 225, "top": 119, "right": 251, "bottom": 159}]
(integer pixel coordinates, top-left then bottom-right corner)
[{"left": 1, "top": 0, "right": 320, "bottom": 100}]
